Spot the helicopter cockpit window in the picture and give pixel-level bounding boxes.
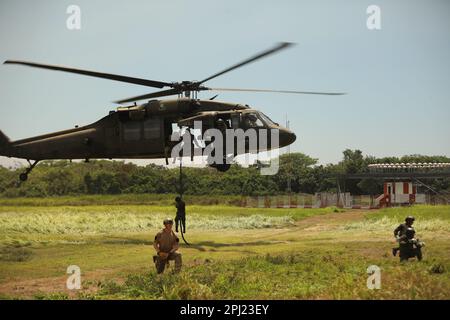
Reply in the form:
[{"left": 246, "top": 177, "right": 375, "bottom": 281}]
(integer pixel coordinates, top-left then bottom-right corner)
[
  {"left": 231, "top": 114, "right": 240, "bottom": 129},
  {"left": 258, "top": 112, "right": 277, "bottom": 127},
  {"left": 242, "top": 113, "right": 264, "bottom": 128}
]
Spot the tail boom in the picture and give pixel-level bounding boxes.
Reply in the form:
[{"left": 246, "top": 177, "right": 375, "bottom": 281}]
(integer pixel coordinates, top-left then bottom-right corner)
[{"left": 0, "top": 130, "right": 11, "bottom": 155}]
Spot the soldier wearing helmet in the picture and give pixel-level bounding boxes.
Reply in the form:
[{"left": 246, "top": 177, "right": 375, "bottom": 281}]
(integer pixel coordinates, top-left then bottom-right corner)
[
  {"left": 215, "top": 118, "right": 228, "bottom": 133},
  {"left": 392, "top": 216, "right": 423, "bottom": 261},
  {"left": 153, "top": 218, "right": 182, "bottom": 274},
  {"left": 394, "top": 216, "right": 415, "bottom": 238},
  {"left": 243, "top": 113, "right": 259, "bottom": 128}
]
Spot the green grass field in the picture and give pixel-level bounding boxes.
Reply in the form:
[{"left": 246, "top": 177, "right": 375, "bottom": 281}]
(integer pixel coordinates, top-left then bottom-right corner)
[{"left": 0, "top": 200, "right": 449, "bottom": 300}]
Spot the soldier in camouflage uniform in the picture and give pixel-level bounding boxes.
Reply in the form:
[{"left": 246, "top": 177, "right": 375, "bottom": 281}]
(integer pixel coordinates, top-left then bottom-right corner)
[{"left": 153, "top": 218, "right": 182, "bottom": 274}]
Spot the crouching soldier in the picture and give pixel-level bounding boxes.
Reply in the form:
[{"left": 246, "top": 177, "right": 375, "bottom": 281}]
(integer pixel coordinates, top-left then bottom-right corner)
[
  {"left": 398, "top": 227, "right": 425, "bottom": 262},
  {"left": 392, "top": 216, "right": 415, "bottom": 257},
  {"left": 153, "top": 218, "right": 182, "bottom": 274}
]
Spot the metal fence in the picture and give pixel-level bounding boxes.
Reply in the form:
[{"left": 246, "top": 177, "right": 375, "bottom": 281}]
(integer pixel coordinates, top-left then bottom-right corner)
[{"left": 241, "top": 193, "right": 448, "bottom": 208}]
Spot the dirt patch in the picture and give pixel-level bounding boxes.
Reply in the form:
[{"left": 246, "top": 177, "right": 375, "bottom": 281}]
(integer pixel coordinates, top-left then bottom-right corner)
[
  {"left": 295, "top": 209, "right": 367, "bottom": 231},
  {"left": 234, "top": 209, "right": 370, "bottom": 243},
  {"left": 0, "top": 247, "right": 33, "bottom": 262},
  {"left": 0, "top": 268, "right": 118, "bottom": 299}
]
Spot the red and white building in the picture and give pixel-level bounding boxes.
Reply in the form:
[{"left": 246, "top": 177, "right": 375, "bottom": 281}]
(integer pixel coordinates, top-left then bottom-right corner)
[{"left": 377, "top": 181, "right": 426, "bottom": 207}]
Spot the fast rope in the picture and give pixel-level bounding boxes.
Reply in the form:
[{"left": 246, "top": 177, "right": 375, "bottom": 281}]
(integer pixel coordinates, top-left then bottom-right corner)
[{"left": 178, "top": 156, "right": 190, "bottom": 245}]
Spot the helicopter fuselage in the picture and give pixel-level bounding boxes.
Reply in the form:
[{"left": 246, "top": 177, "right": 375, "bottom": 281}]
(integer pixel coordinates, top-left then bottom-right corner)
[{"left": 0, "top": 98, "right": 296, "bottom": 164}]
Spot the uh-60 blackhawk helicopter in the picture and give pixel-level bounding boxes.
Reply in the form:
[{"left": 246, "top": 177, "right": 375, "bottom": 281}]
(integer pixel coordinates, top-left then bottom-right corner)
[{"left": 0, "top": 42, "right": 344, "bottom": 181}]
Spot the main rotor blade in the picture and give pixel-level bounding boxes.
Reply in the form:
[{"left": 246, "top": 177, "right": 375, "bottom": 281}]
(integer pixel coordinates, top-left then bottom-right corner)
[
  {"left": 114, "top": 88, "right": 180, "bottom": 104},
  {"left": 198, "top": 42, "right": 294, "bottom": 85},
  {"left": 3, "top": 60, "right": 171, "bottom": 89},
  {"left": 206, "top": 87, "right": 346, "bottom": 95}
]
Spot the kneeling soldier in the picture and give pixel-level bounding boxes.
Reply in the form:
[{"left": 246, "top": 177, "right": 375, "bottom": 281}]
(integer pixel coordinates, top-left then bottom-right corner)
[{"left": 153, "top": 218, "right": 182, "bottom": 274}]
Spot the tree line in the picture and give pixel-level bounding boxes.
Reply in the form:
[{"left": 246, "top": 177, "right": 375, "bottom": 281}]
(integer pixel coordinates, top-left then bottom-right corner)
[{"left": 0, "top": 149, "right": 449, "bottom": 197}]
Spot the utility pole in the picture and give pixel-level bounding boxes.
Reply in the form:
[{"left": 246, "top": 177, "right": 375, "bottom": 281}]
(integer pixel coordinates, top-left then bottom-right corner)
[{"left": 286, "top": 115, "right": 292, "bottom": 194}]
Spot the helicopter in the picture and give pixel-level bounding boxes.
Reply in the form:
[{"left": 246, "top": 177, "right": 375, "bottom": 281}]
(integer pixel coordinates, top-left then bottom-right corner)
[{"left": 0, "top": 42, "right": 344, "bottom": 181}]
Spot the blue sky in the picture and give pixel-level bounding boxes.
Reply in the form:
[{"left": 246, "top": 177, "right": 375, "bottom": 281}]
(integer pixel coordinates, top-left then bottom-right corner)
[{"left": 0, "top": 0, "right": 449, "bottom": 167}]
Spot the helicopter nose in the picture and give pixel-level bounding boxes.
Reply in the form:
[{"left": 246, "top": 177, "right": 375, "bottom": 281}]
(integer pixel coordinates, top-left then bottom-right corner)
[{"left": 279, "top": 128, "right": 296, "bottom": 147}]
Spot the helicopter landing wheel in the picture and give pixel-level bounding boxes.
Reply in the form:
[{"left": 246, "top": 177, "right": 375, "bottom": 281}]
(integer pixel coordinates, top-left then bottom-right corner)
[
  {"left": 18, "top": 160, "right": 40, "bottom": 182},
  {"left": 207, "top": 154, "right": 232, "bottom": 172},
  {"left": 215, "top": 163, "right": 231, "bottom": 172}
]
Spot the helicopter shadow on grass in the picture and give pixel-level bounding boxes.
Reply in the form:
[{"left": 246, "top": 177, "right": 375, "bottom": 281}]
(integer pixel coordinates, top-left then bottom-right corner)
[
  {"left": 100, "top": 237, "right": 154, "bottom": 246},
  {"left": 187, "top": 240, "right": 286, "bottom": 253},
  {"left": 99, "top": 237, "right": 285, "bottom": 254},
  {"left": 99, "top": 237, "right": 257, "bottom": 254}
]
